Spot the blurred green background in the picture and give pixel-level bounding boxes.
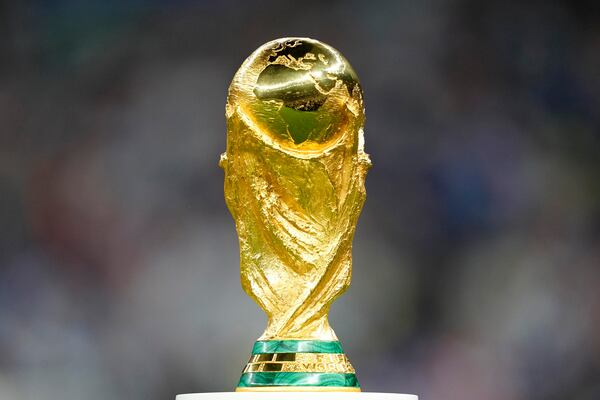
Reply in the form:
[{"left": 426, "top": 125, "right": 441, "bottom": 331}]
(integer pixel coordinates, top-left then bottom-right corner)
[{"left": 1, "top": 1, "right": 599, "bottom": 399}]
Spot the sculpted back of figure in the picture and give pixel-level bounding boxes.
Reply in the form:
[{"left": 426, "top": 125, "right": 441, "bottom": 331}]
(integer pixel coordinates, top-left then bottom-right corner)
[{"left": 220, "top": 37, "right": 370, "bottom": 391}]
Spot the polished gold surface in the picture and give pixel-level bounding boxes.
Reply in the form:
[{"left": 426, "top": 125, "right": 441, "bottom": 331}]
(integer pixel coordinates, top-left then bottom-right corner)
[
  {"left": 243, "top": 353, "right": 355, "bottom": 373},
  {"left": 248, "top": 353, "right": 350, "bottom": 363},
  {"left": 221, "top": 37, "right": 370, "bottom": 341}
]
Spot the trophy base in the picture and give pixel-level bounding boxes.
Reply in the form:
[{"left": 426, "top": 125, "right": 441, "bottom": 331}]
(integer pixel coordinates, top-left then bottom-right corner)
[
  {"left": 237, "top": 340, "right": 359, "bottom": 391},
  {"left": 177, "top": 393, "right": 417, "bottom": 400}
]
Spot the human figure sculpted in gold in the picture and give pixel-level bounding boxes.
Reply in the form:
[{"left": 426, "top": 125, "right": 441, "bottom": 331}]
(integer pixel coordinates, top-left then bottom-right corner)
[
  {"left": 220, "top": 38, "right": 370, "bottom": 343},
  {"left": 222, "top": 37, "right": 369, "bottom": 391}
]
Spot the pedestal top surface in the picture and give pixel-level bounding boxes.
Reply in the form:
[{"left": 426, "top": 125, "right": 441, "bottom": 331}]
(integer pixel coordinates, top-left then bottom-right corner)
[{"left": 177, "top": 393, "right": 418, "bottom": 400}]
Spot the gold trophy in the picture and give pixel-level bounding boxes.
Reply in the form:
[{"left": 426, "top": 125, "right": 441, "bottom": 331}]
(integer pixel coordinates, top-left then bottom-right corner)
[{"left": 220, "top": 37, "right": 370, "bottom": 391}]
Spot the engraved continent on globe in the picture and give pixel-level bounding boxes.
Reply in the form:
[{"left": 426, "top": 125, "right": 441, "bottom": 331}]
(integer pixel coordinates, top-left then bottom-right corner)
[{"left": 226, "top": 38, "right": 364, "bottom": 149}]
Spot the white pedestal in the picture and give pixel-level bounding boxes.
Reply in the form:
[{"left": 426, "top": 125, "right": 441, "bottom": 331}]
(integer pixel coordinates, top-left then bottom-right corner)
[{"left": 177, "top": 393, "right": 417, "bottom": 400}]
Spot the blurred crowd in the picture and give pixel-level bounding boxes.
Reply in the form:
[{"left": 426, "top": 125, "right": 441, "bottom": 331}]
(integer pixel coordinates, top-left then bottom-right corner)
[{"left": 1, "top": 1, "right": 599, "bottom": 399}]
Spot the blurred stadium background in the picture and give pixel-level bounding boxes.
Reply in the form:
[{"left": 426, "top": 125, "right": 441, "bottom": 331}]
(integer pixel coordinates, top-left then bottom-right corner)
[{"left": 1, "top": 0, "right": 600, "bottom": 399}]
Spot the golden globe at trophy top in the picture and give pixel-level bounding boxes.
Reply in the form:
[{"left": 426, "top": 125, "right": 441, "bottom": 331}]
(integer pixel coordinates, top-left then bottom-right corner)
[{"left": 219, "top": 37, "right": 370, "bottom": 392}]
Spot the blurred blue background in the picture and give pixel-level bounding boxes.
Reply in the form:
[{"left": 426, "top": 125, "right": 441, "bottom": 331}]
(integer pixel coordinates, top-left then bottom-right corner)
[{"left": 1, "top": 0, "right": 600, "bottom": 399}]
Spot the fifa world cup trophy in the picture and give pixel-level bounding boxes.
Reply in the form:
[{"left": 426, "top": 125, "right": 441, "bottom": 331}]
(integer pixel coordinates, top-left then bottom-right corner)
[{"left": 220, "top": 37, "right": 371, "bottom": 391}]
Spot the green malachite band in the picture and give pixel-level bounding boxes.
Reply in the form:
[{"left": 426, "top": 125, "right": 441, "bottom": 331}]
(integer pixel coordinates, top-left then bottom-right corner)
[
  {"left": 238, "top": 372, "right": 359, "bottom": 387},
  {"left": 252, "top": 340, "right": 344, "bottom": 354},
  {"left": 241, "top": 341, "right": 358, "bottom": 388}
]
